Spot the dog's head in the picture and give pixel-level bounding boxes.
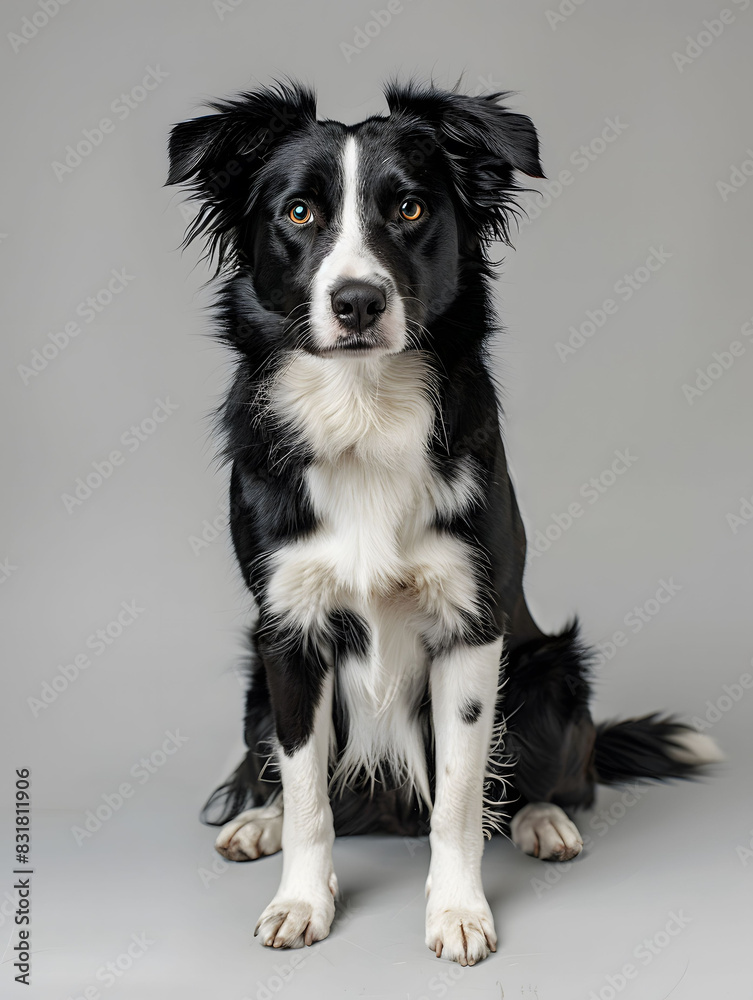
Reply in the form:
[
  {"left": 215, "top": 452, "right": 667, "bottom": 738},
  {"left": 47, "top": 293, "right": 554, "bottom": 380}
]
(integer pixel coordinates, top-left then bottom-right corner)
[{"left": 167, "top": 80, "right": 543, "bottom": 357}]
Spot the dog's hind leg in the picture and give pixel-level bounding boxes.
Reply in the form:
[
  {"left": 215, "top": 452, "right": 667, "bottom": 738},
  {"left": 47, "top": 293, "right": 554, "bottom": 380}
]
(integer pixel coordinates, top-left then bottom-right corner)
[
  {"left": 215, "top": 789, "right": 283, "bottom": 861},
  {"left": 501, "top": 621, "right": 596, "bottom": 861},
  {"left": 501, "top": 616, "right": 722, "bottom": 862}
]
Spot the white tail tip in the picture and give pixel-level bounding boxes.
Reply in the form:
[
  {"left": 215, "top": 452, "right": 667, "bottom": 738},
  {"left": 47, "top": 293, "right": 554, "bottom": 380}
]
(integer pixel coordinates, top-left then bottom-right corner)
[{"left": 668, "top": 730, "right": 726, "bottom": 766}]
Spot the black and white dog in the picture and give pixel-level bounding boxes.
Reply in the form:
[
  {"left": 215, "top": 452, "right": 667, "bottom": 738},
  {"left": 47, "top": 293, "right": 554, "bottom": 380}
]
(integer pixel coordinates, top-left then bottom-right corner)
[{"left": 167, "top": 81, "right": 720, "bottom": 965}]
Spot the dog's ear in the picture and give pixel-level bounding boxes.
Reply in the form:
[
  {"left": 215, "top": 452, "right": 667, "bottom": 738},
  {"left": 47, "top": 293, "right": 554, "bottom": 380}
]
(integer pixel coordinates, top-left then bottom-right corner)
[
  {"left": 167, "top": 81, "right": 316, "bottom": 268},
  {"left": 384, "top": 81, "right": 544, "bottom": 246}
]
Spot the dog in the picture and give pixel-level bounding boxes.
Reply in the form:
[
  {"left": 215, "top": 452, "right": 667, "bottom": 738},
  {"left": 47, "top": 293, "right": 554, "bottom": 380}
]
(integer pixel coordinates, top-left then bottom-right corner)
[{"left": 166, "top": 80, "right": 721, "bottom": 966}]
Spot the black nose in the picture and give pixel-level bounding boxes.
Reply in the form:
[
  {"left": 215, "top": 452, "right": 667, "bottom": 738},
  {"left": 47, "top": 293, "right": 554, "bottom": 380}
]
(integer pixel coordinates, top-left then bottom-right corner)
[{"left": 331, "top": 281, "right": 386, "bottom": 331}]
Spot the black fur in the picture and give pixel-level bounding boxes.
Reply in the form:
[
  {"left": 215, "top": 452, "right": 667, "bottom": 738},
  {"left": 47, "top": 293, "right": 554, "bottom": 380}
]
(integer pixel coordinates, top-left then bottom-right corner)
[{"left": 461, "top": 700, "right": 483, "bottom": 725}]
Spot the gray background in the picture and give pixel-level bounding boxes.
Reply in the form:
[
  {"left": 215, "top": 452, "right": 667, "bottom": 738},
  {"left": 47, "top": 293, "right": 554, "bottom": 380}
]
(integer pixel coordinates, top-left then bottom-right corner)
[{"left": 1, "top": 0, "right": 751, "bottom": 996}]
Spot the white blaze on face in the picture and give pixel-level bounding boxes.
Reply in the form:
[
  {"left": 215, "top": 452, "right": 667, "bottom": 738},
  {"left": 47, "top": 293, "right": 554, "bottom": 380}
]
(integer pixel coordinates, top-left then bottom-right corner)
[{"left": 309, "top": 134, "right": 407, "bottom": 353}]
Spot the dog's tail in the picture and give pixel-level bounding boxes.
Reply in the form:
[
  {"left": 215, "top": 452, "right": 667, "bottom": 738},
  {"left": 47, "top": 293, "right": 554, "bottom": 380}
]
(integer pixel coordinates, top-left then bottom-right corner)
[{"left": 593, "top": 714, "right": 724, "bottom": 785}]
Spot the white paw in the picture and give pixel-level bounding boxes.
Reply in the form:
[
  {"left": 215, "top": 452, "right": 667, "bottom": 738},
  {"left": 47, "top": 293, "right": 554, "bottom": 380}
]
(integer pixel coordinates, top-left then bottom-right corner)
[
  {"left": 425, "top": 904, "right": 497, "bottom": 966},
  {"left": 254, "top": 885, "right": 336, "bottom": 949},
  {"left": 511, "top": 803, "right": 583, "bottom": 861},
  {"left": 214, "top": 798, "right": 283, "bottom": 862}
]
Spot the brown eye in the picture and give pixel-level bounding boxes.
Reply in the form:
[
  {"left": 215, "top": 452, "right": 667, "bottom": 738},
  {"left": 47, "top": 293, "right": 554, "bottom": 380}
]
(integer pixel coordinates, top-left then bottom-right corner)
[
  {"left": 399, "top": 199, "right": 423, "bottom": 221},
  {"left": 288, "top": 202, "right": 311, "bottom": 225}
]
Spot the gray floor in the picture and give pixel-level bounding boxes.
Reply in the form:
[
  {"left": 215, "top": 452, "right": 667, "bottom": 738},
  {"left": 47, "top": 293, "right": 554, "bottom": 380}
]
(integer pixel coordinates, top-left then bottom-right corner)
[{"left": 8, "top": 729, "right": 751, "bottom": 999}]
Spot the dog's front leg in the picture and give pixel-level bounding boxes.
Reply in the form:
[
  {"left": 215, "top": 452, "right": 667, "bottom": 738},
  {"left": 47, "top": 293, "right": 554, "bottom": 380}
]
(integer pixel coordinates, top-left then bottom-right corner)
[
  {"left": 425, "top": 637, "right": 503, "bottom": 965},
  {"left": 254, "top": 636, "right": 337, "bottom": 949}
]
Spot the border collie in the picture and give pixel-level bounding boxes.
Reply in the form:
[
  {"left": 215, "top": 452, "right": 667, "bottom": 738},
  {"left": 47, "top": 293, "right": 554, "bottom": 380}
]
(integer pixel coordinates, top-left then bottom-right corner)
[{"left": 167, "top": 80, "right": 721, "bottom": 966}]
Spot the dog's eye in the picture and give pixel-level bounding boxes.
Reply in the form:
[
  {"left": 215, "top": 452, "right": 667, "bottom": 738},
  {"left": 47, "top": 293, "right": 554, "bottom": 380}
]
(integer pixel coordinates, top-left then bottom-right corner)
[
  {"left": 288, "top": 202, "right": 312, "bottom": 225},
  {"left": 399, "top": 199, "right": 423, "bottom": 222}
]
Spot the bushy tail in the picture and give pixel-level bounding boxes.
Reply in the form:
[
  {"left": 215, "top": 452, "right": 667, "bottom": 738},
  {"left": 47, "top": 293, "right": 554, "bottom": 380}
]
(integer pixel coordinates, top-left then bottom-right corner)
[{"left": 594, "top": 714, "right": 724, "bottom": 786}]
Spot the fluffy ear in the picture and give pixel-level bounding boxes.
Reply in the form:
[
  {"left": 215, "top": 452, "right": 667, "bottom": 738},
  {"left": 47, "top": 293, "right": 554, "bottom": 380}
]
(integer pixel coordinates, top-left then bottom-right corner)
[
  {"left": 166, "top": 81, "right": 316, "bottom": 267},
  {"left": 384, "top": 81, "right": 544, "bottom": 246}
]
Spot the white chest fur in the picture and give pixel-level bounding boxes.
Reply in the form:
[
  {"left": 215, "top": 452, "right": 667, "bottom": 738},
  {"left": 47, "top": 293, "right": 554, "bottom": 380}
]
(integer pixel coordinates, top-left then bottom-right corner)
[{"left": 267, "top": 351, "right": 481, "bottom": 801}]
